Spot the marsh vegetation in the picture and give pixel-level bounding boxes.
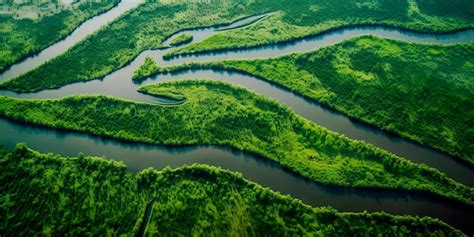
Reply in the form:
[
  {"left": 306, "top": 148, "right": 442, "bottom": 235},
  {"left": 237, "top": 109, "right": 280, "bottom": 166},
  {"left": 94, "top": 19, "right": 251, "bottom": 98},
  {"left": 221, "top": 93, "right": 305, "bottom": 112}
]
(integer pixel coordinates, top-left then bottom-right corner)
[
  {"left": 0, "top": 80, "right": 471, "bottom": 205},
  {"left": 0, "top": 145, "right": 464, "bottom": 236}
]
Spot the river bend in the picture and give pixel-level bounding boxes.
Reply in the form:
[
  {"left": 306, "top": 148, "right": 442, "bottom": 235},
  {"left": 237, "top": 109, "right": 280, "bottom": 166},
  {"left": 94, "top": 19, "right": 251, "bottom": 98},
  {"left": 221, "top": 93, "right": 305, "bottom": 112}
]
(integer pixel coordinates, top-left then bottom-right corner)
[{"left": 0, "top": 9, "right": 473, "bottom": 234}]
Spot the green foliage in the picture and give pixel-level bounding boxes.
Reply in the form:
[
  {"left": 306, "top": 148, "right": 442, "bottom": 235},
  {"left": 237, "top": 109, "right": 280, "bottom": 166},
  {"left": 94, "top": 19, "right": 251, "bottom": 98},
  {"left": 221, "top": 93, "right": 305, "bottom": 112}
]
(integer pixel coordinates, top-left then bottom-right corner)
[
  {"left": 163, "top": 37, "right": 474, "bottom": 164},
  {"left": 169, "top": 0, "right": 474, "bottom": 56},
  {"left": 169, "top": 33, "right": 193, "bottom": 46},
  {"left": 0, "top": 1, "right": 119, "bottom": 73},
  {"left": 0, "top": 145, "right": 465, "bottom": 236},
  {"left": 5, "top": 0, "right": 474, "bottom": 92},
  {"left": 132, "top": 57, "right": 159, "bottom": 82},
  {"left": 0, "top": 1, "right": 277, "bottom": 92},
  {"left": 0, "top": 144, "right": 142, "bottom": 236},
  {"left": 0, "top": 80, "right": 472, "bottom": 205}
]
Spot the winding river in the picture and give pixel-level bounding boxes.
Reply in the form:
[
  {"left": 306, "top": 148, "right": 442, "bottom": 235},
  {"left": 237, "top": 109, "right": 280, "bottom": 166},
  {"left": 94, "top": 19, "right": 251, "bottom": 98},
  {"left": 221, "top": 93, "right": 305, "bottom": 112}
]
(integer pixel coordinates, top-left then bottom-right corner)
[{"left": 1, "top": 4, "right": 473, "bottom": 234}]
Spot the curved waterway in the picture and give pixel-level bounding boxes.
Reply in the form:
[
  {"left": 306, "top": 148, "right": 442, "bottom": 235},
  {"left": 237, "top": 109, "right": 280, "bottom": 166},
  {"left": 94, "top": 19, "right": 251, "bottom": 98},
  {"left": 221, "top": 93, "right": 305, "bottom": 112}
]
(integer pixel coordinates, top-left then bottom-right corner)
[
  {"left": 0, "top": 0, "right": 143, "bottom": 81},
  {"left": 1, "top": 12, "right": 474, "bottom": 233},
  {"left": 1, "top": 18, "right": 473, "bottom": 184},
  {"left": 1, "top": 118, "right": 473, "bottom": 234}
]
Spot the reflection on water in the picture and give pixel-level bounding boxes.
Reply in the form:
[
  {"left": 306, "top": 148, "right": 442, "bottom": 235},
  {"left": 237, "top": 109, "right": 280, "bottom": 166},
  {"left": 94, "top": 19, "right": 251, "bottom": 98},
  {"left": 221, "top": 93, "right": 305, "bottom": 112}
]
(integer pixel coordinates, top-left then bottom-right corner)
[
  {"left": 1, "top": 118, "right": 473, "bottom": 234},
  {"left": 1, "top": 23, "right": 473, "bottom": 185},
  {"left": 0, "top": 8, "right": 474, "bottom": 234}
]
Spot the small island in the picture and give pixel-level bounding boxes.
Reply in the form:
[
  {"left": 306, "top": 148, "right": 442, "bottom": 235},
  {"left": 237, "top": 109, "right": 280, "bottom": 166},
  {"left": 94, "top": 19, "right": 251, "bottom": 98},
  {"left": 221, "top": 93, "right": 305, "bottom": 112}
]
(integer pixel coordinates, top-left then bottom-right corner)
[
  {"left": 132, "top": 57, "right": 159, "bottom": 82},
  {"left": 169, "top": 34, "right": 193, "bottom": 47}
]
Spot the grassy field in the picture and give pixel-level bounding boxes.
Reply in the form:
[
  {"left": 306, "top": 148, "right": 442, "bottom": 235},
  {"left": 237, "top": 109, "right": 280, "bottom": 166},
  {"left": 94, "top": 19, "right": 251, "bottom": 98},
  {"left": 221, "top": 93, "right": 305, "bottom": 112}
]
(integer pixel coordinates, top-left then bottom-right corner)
[
  {"left": 3, "top": 0, "right": 474, "bottom": 92},
  {"left": 0, "top": 144, "right": 465, "bottom": 236},
  {"left": 157, "top": 37, "right": 474, "bottom": 165},
  {"left": 0, "top": 80, "right": 472, "bottom": 205},
  {"left": 169, "top": 0, "right": 474, "bottom": 56},
  {"left": 0, "top": 1, "right": 119, "bottom": 73}
]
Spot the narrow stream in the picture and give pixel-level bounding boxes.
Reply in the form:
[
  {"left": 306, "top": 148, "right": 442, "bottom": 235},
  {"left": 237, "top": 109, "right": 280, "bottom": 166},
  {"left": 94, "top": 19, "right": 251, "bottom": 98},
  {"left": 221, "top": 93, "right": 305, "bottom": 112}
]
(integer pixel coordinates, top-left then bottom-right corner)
[
  {"left": 137, "top": 198, "right": 156, "bottom": 237},
  {"left": 1, "top": 10, "right": 473, "bottom": 234}
]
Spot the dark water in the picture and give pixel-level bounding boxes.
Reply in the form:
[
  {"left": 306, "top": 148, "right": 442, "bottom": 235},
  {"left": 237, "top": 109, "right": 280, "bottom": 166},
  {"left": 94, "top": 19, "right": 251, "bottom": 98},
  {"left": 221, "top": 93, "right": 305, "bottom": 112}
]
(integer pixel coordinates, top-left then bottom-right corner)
[
  {"left": 1, "top": 23, "right": 473, "bottom": 185},
  {"left": 1, "top": 8, "right": 473, "bottom": 234},
  {"left": 137, "top": 198, "right": 156, "bottom": 237},
  {"left": 1, "top": 118, "right": 473, "bottom": 234}
]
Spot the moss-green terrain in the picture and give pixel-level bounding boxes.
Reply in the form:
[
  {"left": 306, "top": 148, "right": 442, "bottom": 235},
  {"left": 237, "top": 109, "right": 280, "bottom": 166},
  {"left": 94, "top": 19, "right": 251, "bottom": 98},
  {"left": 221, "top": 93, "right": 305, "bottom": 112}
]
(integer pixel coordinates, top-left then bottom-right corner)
[
  {"left": 0, "top": 145, "right": 465, "bottom": 236},
  {"left": 159, "top": 37, "right": 474, "bottom": 164},
  {"left": 132, "top": 57, "right": 159, "bottom": 82},
  {"left": 0, "top": 80, "right": 472, "bottom": 205},
  {"left": 0, "top": 1, "right": 119, "bottom": 72},
  {"left": 169, "top": 34, "right": 193, "bottom": 46},
  {"left": 1, "top": 0, "right": 473, "bottom": 235},
  {"left": 3, "top": 0, "right": 474, "bottom": 92},
  {"left": 169, "top": 0, "right": 474, "bottom": 56}
]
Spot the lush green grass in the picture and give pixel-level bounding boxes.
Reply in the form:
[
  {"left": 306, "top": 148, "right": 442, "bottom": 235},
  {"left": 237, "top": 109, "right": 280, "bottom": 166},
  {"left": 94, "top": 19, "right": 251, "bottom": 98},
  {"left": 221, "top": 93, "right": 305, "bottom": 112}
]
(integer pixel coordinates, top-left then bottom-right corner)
[
  {"left": 3, "top": 0, "right": 474, "bottom": 93},
  {"left": 0, "top": 1, "right": 119, "bottom": 73},
  {"left": 0, "top": 144, "right": 465, "bottom": 236},
  {"left": 160, "top": 37, "right": 474, "bottom": 164},
  {"left": 0, "top": 0, "right": 277, "bottom": 92},
  {"left": 169, "top": 0, "right": 474, "bottom": 57},
  {"left": 132, "top": 57, "right": 159, "bottom": 82},
  {"left": 169, "top": 33, "right": 193, "bottom": 46},
  {"left": 0, "top": 80, "right": 472, "bottom": 205}
]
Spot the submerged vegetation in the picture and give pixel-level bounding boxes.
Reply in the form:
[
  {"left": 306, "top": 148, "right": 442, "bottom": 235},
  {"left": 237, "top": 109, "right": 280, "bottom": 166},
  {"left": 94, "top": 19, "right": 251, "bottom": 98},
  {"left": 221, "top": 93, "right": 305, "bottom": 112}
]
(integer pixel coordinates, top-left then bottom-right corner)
[
  {"left": 3, "top": 0, "right": 474, "bottom": 92},
  {"left": 0, "top": 80, "right": 472, "bottom": 205},
  {"left": 132, "top": 57, "right": 159, "bottom": 82},
  {"left": 158, "top": 36, "right": 474, "bottom": 164},
  {"left": 169, "top": 34, "right": 193, "bottom": 46},
  {"left": 0, "top": 145, "right": 465, "bottom": 236},
  {"left": 0, "top": 1, "right": 119, "bottom": 73}
]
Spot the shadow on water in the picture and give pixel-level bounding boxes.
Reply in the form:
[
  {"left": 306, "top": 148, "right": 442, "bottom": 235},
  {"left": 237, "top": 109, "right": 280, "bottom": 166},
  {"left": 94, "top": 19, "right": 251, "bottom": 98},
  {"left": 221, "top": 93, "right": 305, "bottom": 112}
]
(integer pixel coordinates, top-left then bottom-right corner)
[
  {"left": 146, "top": 68, "right": 474, "bottom": 186},
  {"left": 1, "top": 118, "right": 473, "bottom": 234},
  {"left": 137, "top": 198, "right": 156, "bottom": 237},
  {"left": 0, "top": 9, "right": 474, "bottom": 234}
]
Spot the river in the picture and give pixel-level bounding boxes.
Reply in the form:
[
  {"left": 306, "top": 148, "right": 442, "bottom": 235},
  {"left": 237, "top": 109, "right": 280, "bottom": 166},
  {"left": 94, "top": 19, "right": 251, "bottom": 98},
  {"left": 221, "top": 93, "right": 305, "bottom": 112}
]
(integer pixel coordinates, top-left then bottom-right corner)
[{"left": 0, "top": 3, "right": 473, "bottom": 234}]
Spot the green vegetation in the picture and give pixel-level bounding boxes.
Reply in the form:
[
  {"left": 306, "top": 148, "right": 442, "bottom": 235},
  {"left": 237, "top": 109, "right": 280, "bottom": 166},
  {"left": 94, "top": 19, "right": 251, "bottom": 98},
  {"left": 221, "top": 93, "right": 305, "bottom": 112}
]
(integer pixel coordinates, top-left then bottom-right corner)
[
  {"left": 1, "top": 145, "right": 465, "bottom": 236},
  {"left": 132, "top": 57, "right": 159, "bottom": 82},
  {"left": 4, "top": 0, "right": 474, "bottom": 92},
  {"left": 169, "top": 33, "right": 193, "bottom": 46},
  {"left": 0, "top": 1, "right": 276, "bottom": 92},
  {"left": 2, "top": 0, "right": 473, "bottom": 235},
  {"left": 0, "top": 1, "right": 119, "bottom": 73},
  {"left": 169, "top": 0, "right": 474, "bottom": 57},
  {"left": 160, "top": 37, "right": 474, "bottom": 164},
  {"left": 0, "top": 80, "right": 472, "bottom": 205}
]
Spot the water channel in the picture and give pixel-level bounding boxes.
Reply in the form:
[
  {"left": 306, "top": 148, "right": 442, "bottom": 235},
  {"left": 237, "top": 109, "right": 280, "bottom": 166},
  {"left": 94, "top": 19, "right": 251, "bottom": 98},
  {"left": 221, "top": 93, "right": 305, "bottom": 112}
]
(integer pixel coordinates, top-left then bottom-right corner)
[{"left": 0, "top": 3, "right": 473, "bottom": 234}]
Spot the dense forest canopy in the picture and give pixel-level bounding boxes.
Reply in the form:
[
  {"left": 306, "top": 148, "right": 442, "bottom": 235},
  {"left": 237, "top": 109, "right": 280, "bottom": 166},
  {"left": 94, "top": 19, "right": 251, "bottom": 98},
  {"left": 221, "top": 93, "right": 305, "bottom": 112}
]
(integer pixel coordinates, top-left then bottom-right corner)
[
  {"left": 3, "top": 0, "right": 474, "bottom": 92},
  {"left": 159, "top": 36, "right": 474, "bottom": 164},
  {"left": 0, "top": 0, "right": 473, "bottom": 235},
  {"left": 0, "top": 144, "right": 464, "bottom": 236},
  {"left": 0, "top": 80, "right": 472, "bottom": 205}
]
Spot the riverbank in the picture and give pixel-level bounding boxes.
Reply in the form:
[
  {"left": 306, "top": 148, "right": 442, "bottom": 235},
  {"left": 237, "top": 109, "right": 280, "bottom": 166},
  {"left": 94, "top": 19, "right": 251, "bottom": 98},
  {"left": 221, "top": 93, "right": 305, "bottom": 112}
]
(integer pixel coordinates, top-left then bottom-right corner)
[
  {"left": 0, "top": 80, "right": 472, "bottom": 206},
  {"left": 0, "top": 0, "right": 120, "bottom": 73},
  {"left": 158, "top": 36, "right": 474, "bottom": 165},
  {"left": 0, "top": 144, "right": 466, "bottom": 236}
]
